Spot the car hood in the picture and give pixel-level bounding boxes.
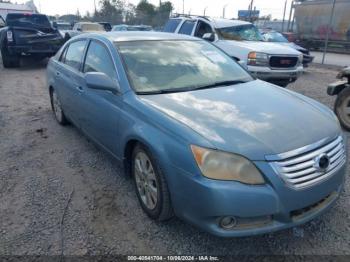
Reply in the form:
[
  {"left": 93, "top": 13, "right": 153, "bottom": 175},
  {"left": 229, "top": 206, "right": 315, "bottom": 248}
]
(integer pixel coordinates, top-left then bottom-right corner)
[
  {"left": 277, "top": 42, "right": 307, "bottom": 52},
  {"left": 140, "top": 80, "right": 340, "bottom": 160},
  {"left": 216, "top": 40, "right": 301, "bottom": 55}
]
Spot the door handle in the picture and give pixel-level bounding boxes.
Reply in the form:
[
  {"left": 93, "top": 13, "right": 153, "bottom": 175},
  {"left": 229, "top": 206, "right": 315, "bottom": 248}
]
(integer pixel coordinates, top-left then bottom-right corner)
[
  {"left": 55, "top": 72, "right": 60, "bottom": 77},
  {"left": 76, "top": 86, "right": 84, "bottom": 92}
]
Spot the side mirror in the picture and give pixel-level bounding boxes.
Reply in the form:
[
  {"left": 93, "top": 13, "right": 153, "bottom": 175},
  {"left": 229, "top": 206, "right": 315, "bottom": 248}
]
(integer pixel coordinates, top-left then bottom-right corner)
[
  {"left": 85, "top": 72, "right": 120, "bottom": 94},
  {"left": 202, "top": 33, "right": 215, "bottom": 42},
  {"left": 52, "top": 21, "right": 58, "bottom": 29},
  {"left": 77, "top": 28, "right": 82, "bottom": 31}
]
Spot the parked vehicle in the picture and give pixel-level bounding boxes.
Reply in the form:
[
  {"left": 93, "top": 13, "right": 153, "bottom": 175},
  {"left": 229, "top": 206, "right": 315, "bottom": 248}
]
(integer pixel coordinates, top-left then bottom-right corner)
[
  {"left": 0, "top": 13, "right": 64, "bottom": 68},
  {"left": 328, "top": 66, "right": 350, "bottom": 130},
  {"left": 112, "top": 24, "right": 153, "bottom": 32},
  {"left": 63, "top": 22, "right": 105, "bottom": 40},
  {"left": 261, "top": 30, "right": 314, "bottom": 67},
  {"left": 164, "top": 16, "right": 303, "bottom": 87},
  {"left": 53, "top": 22, "right": 73, "bottom": 42},
  {"left": 294, "top": 0, "right": 350, "bottom": 50},
  {"left": 98, "top": 22, "right": 112, "bottom": 32},
  {"left": 47, "top": 32, "right": 346, "bottom": 237}
]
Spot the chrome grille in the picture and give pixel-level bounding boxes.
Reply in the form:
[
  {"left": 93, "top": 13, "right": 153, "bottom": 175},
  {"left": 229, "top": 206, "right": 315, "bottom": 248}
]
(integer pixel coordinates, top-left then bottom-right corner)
[{"left": 268, "top": 136, "right": 346, "bottom": 190}]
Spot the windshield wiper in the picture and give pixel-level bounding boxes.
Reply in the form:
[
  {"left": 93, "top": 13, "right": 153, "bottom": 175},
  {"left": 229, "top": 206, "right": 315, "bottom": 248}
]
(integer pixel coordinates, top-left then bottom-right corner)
[
  {"left": 136, "top": 80, "right": 249, "bottom": 95},
  {"left": 192, "top": 80, "right": 248, "bottom": 91}
]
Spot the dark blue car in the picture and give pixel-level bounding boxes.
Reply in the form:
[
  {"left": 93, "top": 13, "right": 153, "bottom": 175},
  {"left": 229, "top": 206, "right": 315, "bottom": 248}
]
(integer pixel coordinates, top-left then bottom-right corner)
[{"left": 47, "top": 32, "right": 347, "bottom": 237}]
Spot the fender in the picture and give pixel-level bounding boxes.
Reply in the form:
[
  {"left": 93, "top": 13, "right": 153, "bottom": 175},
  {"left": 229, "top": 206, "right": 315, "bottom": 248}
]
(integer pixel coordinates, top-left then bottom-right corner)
[{"left": 327, "top": 81, "right": 348, "bottom": 96}]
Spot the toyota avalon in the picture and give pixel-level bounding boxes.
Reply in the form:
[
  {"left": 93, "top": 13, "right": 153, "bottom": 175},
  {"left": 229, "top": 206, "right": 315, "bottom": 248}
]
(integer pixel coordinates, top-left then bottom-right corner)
[{"left": 47, "top": 32, "right": 347, "bottom": 237}]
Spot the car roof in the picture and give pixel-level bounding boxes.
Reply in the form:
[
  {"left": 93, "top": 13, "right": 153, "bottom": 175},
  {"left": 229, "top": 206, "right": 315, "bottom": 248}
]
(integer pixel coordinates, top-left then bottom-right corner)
[
  {"left": 78, "top": 31, "right": 200, "bottom": 42},
  {"left": 210, "top": 18, "right": 251, "bottom": 28},
  {"left": 175, "top": 16, "right": 252, "bottom": 28}
]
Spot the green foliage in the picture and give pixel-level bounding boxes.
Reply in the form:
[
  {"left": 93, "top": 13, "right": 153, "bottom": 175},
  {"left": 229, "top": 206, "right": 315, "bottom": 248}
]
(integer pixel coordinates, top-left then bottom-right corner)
[{"left": 58, "top": 0, "right": 173, "bottom": 28}]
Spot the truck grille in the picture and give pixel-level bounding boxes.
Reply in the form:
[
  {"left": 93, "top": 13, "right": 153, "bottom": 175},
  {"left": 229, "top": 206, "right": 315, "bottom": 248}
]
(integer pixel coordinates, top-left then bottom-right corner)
[
  {"left": 268, "top": 136, "right": 346, "bottom": 190},
  {"left": 269, "top": 56, "right": 298, "bottom": 69}
]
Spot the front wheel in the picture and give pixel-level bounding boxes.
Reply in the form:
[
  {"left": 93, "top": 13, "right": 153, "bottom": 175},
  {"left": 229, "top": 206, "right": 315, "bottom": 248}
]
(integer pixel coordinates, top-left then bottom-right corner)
[
  {"left": 132, "top": 144, "right": 174, "bottom": 221},
  {"left": 50, "top": 88, "right": 69, "bottom": 125},
  {"left": 334, "top": 87, "right": 350, "bottom": 131}
]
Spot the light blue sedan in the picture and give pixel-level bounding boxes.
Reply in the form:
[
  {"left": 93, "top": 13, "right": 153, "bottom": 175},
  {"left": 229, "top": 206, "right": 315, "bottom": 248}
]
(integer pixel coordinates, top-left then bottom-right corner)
[{"left": 47, "top": 32, "right": 347, "bottom": 237}]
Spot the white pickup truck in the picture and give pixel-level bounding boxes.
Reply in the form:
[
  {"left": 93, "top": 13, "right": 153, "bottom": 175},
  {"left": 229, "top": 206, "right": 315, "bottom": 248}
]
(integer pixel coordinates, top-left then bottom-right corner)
[{"left": 164, "top": 16, "right": 303, "bottom": 87}]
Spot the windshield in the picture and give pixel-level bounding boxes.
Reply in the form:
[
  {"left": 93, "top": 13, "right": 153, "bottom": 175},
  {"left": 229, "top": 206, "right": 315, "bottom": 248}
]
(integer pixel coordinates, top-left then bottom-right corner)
[
  {"left": 81, "top": 23, "right": 104, "bottom": 31},
  {"left": 217, "top": 24, "right": 263, "bottom": 41},
  {"left": 6, "top": 14, "right": 51, "bottom": 28},
  {"left": 263, "top": 32, "right": 289, "bottom": 43},
  {"left": 57, "top": 24, "right": 71, "bottom": 30},
  {"left": 117, "top": 40, "right": 253, "bottom": 94}
]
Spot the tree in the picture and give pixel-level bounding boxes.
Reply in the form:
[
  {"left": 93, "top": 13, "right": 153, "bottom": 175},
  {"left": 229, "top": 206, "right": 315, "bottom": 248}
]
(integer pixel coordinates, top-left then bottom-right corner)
[
  {"left": 154, "top": 1, "right": 173, "bottom": 27},
  {"left": 94, "top": 0, "right": 124, "bottom": 24},
  {"left": 136, "top": 0, "right": 156, "bottom": 25}
]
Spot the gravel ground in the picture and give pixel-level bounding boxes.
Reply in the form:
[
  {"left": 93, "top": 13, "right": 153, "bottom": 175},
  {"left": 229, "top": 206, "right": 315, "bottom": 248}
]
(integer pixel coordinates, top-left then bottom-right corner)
[{"left": 0, "top": 58, "right": 349, "bottom": 256}]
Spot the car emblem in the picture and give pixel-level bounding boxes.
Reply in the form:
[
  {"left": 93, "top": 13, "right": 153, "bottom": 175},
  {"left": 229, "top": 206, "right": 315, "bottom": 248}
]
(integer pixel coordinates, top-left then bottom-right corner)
[{"left": 314, "top": 153, "right": 330, "bottom": 172}]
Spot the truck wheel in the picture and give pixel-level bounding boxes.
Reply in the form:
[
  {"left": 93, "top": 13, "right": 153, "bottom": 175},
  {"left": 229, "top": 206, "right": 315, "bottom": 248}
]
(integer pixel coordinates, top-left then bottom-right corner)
[
  {"left": 1, "top": 47, "right": 20, "bottom": 68},
  {"left": 334, "top": 87, "right": 350, "bottom": 131}
]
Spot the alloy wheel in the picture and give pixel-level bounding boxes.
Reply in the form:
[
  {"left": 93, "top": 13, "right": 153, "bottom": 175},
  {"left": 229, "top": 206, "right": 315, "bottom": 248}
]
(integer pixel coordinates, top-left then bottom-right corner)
[{"left": 134, "top": 151, "right": 158, "bottom": 210}]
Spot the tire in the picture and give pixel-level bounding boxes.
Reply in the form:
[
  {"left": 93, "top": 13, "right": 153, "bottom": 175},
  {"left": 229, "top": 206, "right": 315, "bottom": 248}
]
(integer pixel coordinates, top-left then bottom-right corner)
[
  {"left": 1, "top": 46, "right": 20, "bottom": 68},
  {"left": 334, "top": 87, "right": 350, "bottom": 131},
  {"left": 132, "top": 144, "right": 174, "bottom": 221},
  {"left": 50, "top": 88, "right": 69, "bottom": 125}
]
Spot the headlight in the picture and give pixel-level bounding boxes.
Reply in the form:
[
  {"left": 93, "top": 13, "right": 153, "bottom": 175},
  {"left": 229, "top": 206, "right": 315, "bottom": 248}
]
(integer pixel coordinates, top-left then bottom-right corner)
[
  {"left": 191, "top": 145, "right": 265, "bottom": 184},
  {"left": 298, "top": 54, "right": 303, "bottom": 65},
  {"left": 247, "top": 52, "right": 269, "bottom": 66}
]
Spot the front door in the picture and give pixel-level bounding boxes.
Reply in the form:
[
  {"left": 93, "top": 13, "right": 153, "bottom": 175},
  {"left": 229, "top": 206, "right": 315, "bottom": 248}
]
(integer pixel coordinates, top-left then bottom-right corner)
[{"left": 79, "top": 40, "right": 123, "bottom": 155}]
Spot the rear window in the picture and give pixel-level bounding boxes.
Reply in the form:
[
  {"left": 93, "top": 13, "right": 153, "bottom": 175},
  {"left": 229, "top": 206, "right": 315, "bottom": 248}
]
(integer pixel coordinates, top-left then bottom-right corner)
[
  {"left": 178, "top": 20, "right": 195, "bottom": 35},
  {"left": 163, "top": 19, "right": 181, "bottom": 32},
  {"left": 6, "top": 13, "right": 51, "bottom": 28}
]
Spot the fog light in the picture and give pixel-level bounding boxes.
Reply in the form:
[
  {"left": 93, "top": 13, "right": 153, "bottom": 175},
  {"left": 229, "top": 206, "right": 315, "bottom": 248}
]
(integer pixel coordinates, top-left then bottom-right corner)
[{"left": 219, "top": 216, "right": 237, "bottom": 230}]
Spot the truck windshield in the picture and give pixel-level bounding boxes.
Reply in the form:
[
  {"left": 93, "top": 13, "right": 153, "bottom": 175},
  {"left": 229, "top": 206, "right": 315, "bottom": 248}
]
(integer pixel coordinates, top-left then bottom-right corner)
[
  {"left": 57, "top": 24, "right": 72, "bottom": 30},
  {"left": 81, "top": 23, "right": 104, "bottom": 31},
  {"left": 6, "top": 14, "right": 51, "bottom": 29},
  {"left": 117, "top": 40, "right": 253, "bottom": 94},
  {"left": 217, "top": 24, "right": 264, "bottom": 41}
]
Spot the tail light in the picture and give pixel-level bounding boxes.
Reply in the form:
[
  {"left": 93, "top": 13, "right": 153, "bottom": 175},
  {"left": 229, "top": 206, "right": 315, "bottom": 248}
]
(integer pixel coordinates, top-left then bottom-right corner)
[{"left": 7, "top": 31, "right": 14, "bottom": 42}]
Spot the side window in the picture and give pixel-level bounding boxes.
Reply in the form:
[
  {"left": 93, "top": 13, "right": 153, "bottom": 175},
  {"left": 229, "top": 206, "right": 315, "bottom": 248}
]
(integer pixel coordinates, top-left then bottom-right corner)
[
  {"left": 83, "top": 41, "right": 116, "bottom": 79},
  {"left": 178, "top": 20, "right": 196, "bottom": 35},
  {"left": 195, "top": 21, "right": 213, "bottom": 38},
  {"left": 58, "top": 45, "right": 68, "bottom": 62},
  {"left": 64, "top": 40, "right": 87, "bottom": 71},
  {"left": 163, "top": 19, "right": 181, "bottom": 32}
]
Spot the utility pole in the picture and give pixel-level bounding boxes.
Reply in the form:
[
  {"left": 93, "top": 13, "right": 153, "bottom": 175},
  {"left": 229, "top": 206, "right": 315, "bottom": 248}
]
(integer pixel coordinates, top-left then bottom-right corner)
[
  {"left": 322, "top": 0, "right": 337, "bottom": 64},
  {"left": 287, "top": 0, "right": 294, "bottom": 32},
  {"left": 248, "top": 0, "right": 254, "bottom": 22},
  {"left": 282, "top": 0, "right": 287, "bottom": 32},
  {"left": 223, "top": 4, "right": 228, "bottom": 18},
  {"left": 204, "top": 6, "right": 208, "bottom": 16},
  {"left": 94, "top": 0, "right": 97, "bottom": 13},
  {"left": 182, "top": 0, "right": 184, "bottom": 14}
]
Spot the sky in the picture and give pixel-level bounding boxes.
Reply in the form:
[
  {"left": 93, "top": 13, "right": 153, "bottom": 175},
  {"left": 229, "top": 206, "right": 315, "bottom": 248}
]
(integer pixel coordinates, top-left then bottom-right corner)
[{"left": 14, "top": 0, "right": 293, "bottom": 20}]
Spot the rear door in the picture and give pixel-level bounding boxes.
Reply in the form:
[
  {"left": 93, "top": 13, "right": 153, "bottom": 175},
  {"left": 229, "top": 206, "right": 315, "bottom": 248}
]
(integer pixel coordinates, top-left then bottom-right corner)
[{"left": 55, "top": 39, "right": 87, "bottom": 125}]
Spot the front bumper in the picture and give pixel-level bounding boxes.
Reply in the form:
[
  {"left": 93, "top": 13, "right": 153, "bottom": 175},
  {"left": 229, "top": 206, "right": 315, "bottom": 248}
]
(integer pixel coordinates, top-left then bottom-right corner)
[
  {"left": 166, "top": 159, "right": 346, "bottom": 237},
  {"left": 248, "top": 65, "right": 304, "bottom": 84},
  {"left": 303, "top": 54, "right": 314, "bottom": 66}
]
